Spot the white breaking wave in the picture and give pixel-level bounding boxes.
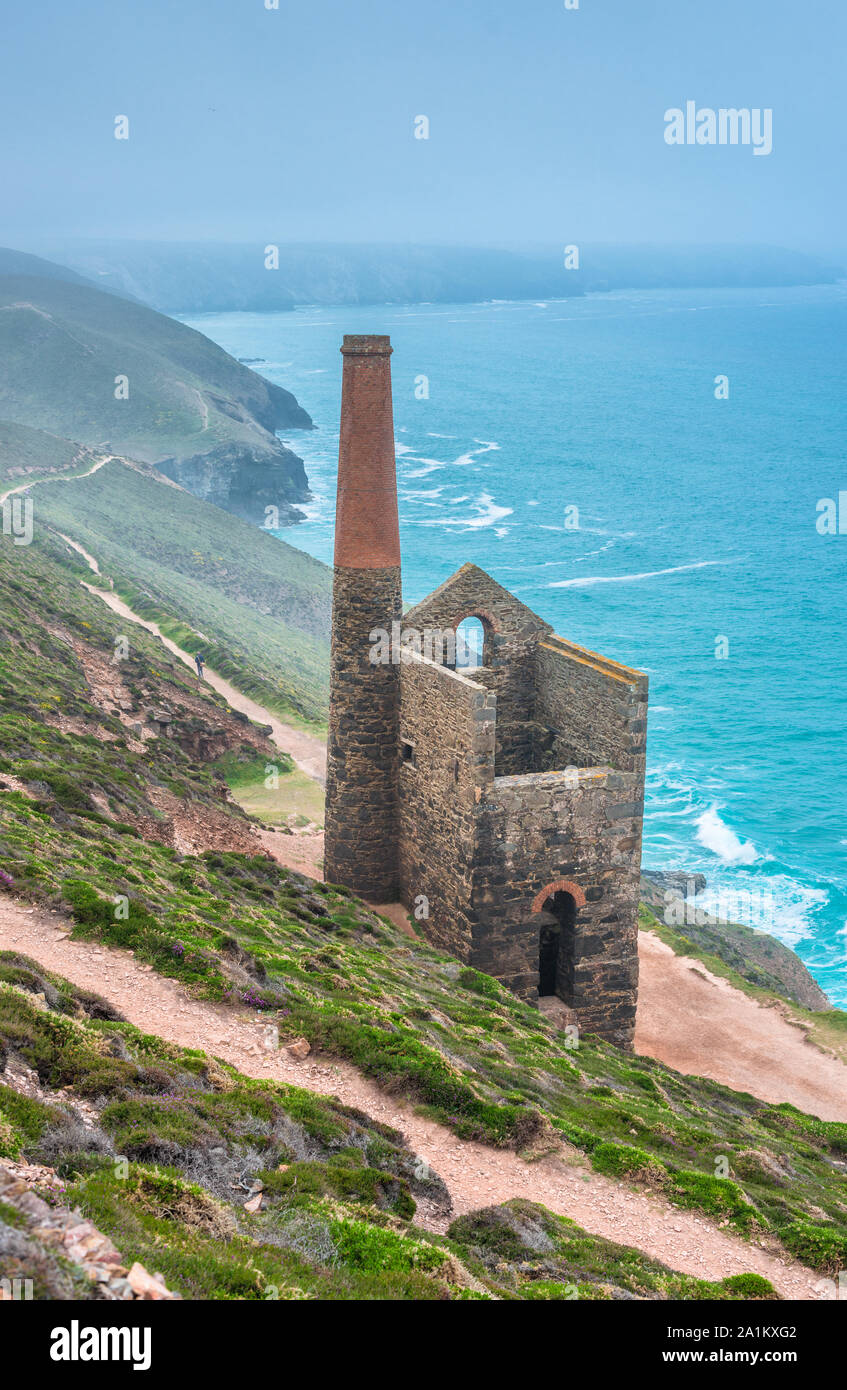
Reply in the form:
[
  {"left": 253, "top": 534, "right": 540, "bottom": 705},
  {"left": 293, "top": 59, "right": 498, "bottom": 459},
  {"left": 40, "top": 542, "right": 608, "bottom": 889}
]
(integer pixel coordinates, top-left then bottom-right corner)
[
  {"left": 402, "top": 439, "right": 500, "bottom": 479},
  {"left": 409, "top": 491, "right": 513, "bottom": 531},
  {"left": 696, "top": 807, "right": 758, "bottom": 865},
  {"left": 452, "top": 440, "right": 501, "bottom": 467},
  {"left": 549, "top": 559, "right": 732, "bottom": 589}
]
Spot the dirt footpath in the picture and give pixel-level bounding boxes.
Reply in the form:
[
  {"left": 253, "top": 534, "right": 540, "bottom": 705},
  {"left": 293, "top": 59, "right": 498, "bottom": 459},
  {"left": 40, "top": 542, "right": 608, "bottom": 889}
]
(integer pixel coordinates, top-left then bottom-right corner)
[{"left": 0, "top": 898, "right": 830, "bottom": 1300}]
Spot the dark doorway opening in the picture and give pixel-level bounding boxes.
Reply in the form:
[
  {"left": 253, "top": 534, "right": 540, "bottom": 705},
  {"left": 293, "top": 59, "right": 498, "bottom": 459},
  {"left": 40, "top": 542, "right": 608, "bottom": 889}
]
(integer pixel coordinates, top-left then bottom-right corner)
[{"left": 538, "top": 891, "right": 577, "bottom": 1001}]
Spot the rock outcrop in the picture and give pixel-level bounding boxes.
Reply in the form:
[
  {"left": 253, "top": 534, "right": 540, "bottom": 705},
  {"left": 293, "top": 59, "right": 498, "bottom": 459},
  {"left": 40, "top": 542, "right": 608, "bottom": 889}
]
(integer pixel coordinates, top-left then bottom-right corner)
[{"left": 640, "top": 871, "right": 830, "bottom": 1011}]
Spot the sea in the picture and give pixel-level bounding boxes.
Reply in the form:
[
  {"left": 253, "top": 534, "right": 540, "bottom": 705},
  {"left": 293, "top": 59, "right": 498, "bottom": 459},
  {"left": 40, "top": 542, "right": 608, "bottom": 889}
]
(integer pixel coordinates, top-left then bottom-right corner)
[{"left": 181, "top": 285, "right": 847, "bottom": 1006}]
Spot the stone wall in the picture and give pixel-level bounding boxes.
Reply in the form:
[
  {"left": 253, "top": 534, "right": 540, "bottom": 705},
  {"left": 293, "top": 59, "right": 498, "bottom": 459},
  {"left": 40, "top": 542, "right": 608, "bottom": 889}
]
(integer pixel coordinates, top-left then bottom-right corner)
[
  {"left": 535, "top": 636, "right": 648, "bottom": 774},
  {"left": 324, "top": 564, "right": 402, "bottom": 901},
  {"left": 472, "top": 766, "right": 644, "bottom": 1048},
  {"left": 326, "top": 548, "right": 646, "bottom": 1048},
  {"left": 396, "top": 653, "right": 494, "bottom": 959},
  {"left": 403, "top": 563, "right": 550, "bottom": 775}
]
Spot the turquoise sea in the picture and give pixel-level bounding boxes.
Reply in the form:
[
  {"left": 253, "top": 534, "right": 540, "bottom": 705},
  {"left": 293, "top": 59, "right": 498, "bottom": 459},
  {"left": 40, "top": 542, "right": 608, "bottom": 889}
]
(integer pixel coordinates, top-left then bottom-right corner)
[{"left": 183, "top": 286, "right": 847, "bottom": 1005}]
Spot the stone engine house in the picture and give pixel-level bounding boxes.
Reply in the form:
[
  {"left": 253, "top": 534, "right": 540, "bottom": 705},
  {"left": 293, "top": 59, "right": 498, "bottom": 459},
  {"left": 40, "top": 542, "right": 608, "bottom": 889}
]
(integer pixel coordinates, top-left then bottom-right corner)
[{"left": 324, "top": 335, "right": 648, "bottom": 1048}]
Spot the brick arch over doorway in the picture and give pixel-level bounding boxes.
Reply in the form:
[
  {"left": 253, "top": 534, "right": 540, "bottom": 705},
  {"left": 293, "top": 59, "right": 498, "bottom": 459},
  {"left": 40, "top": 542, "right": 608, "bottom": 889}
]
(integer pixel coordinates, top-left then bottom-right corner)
[{"left": 532, "top": 878, "right": 586, "bottom": 915}]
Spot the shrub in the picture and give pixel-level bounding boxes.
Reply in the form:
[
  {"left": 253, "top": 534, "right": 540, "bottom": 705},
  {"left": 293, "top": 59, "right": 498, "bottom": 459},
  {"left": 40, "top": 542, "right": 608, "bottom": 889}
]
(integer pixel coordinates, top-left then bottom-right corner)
[
  {"left": 721, "top": 1272, "right": 778, "bottom": 1299},
  {"left": 591, "top": 1142, "right": 667, "bottom": 1185},
  {"left": 781, "top": 1221, "right": 847, "bottom": 1274}
]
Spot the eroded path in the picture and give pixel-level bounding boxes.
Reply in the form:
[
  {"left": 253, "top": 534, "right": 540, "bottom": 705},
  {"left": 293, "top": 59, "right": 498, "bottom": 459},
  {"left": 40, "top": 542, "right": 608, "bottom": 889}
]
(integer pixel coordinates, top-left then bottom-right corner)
[
  {"left": 0, "top": 453, "right": 113, "bottom": 507},
  {"left": 0, "top": 898, "right": 828, "bottom": 1300},
  {"left": 56, "top": 529, "right": 327, "bottom": 786}
]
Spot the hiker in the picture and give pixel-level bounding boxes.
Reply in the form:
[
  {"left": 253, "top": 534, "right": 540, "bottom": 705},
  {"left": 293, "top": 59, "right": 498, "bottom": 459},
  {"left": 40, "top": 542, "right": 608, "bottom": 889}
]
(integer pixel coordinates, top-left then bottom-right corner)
[{"left": 195, "top": 651, "right": 205, "bottom": 681}]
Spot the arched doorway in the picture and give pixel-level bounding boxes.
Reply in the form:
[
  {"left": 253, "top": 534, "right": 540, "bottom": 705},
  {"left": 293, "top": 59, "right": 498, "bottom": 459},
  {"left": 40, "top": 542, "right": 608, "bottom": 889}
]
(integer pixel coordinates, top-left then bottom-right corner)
[{"left": 537, "top": 890, "right": 577, "bottom": 1002}]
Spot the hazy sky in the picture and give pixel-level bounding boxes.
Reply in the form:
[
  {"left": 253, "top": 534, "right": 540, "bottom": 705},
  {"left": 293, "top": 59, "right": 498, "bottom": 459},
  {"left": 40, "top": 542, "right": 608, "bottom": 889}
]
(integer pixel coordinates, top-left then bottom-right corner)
[{"left": 3, "top": 0, "right": 845, "bottom": 254}]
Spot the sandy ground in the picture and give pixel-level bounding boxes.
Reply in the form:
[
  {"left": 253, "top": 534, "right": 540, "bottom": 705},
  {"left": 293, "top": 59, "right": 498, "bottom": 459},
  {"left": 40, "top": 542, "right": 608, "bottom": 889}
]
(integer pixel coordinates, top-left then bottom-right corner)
[
  {"left": 0, "top": 898, "right": 832, "bottom": 1300},
  {"left": 635, "top": 932, "right": 847, "bottom": 1121},
  {"left": 258, "top": 826, "right": 324, "bottom": 878}
]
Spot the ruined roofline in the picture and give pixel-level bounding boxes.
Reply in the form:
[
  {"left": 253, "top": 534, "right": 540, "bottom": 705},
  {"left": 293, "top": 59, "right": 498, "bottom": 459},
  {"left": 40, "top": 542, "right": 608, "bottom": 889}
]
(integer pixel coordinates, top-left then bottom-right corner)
[
  {"left": 541, "top": 633, "right": 647, "bottom": 689},
  {"left": 404, "top": 562, "right": 552, "bottom": 633}
]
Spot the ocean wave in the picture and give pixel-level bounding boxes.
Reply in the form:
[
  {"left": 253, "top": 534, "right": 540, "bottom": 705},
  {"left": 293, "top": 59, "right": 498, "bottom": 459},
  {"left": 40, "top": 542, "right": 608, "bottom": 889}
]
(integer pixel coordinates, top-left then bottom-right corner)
[
  {"left": 695, "top": 807, "right": 758, "bottom": 865},
  {"left": 452, "top": 440, "right": 501, "bottom": 466},
  {"left": 548, "top": 559, "right": 732, "bottom": 588},
  {"left": 407, "top": 491, "right": 513, "bottom": 531},
  {"left": 402, "top": 439, "right": 501, "bottom": 479}
]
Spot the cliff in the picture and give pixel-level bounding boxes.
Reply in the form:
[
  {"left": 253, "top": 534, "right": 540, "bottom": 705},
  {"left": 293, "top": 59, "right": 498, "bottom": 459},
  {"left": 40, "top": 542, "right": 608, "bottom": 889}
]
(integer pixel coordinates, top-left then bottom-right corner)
[
  {"left": 0, "top": 259, "right": 314, "bottom": 525},
  {"left": 32, "top": 239, "right": 843, "bottom": 312}
]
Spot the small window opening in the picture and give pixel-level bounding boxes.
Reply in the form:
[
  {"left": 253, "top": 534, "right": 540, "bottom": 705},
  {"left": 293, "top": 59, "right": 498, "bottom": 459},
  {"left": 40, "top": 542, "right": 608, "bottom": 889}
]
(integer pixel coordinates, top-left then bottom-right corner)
[{"left": 401, "top": 740, "right": 416, "bottom": 766}]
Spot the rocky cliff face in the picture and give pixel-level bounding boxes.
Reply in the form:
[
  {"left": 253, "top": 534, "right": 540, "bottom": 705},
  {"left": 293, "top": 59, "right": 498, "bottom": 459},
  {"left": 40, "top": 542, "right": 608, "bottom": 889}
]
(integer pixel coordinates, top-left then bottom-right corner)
[{"left": 156, "top": 439, "right": 311, "bottom": 526}]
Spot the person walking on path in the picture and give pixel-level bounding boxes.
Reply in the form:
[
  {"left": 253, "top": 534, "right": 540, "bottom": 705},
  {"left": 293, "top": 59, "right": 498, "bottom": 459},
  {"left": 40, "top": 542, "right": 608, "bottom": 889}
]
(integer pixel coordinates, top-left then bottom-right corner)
[{"left": 194, "top": 651, "right": 205, "bottom": 681}]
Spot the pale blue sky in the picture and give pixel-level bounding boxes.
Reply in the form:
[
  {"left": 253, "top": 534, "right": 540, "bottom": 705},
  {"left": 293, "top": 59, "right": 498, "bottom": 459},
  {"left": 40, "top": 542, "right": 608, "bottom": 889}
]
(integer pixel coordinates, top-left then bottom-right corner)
[{"left": 2, "top": 0, "right": 844, "bottom": 254}]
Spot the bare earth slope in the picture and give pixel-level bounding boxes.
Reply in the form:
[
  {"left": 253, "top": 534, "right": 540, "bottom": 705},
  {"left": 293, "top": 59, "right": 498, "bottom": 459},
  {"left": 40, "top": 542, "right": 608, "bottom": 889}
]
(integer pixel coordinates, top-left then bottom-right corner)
[{"left": 636, "top": 932, "right": 847, "bottom": 1121}]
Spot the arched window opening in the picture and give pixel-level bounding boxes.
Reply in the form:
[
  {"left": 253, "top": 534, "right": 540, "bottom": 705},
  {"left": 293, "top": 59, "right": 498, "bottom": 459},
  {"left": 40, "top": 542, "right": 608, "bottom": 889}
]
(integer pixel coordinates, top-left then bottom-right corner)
[{"left": 455, "top": 616, "right": 486, "bottom": 669}]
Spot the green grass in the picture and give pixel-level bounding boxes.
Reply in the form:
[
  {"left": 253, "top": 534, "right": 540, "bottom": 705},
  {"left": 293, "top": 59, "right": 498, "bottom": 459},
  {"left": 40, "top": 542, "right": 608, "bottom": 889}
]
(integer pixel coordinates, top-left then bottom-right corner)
[
  {"left": 0, "top": 974, "right": 780, "bottom": 1301},
  {"left": 1, "top": 527, "right": 845, "bottom": 1283},
  {"left": 212, "top": 748, "right": 324, "bottom": 828},
  {"left": 33, "top": 460, "right": 330, "bottom": 723}
]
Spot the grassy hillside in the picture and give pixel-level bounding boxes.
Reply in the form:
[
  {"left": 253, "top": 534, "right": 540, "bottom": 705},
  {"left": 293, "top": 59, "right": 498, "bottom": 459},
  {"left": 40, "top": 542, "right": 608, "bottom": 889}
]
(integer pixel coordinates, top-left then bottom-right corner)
[
  {"left": 1, "top": 529, "right": 845, "bottom": 1291},
  {"left": 0, "top": 963, "right": 778, "bottom": 1302},
  {"left": 0, "top": 246, "right": 105, "bottom": 292},
  {"left": 28, "top": 460, "right": 331, "bottom": 723},
  {"left": 0, "top": 527, "right": 290, "bottom": 844},
  {"left": 0, "top": 261, "right": 313, "bottom": 524},
  {"left": 0, "top": 419, "right": 96, "bottom": 488}
]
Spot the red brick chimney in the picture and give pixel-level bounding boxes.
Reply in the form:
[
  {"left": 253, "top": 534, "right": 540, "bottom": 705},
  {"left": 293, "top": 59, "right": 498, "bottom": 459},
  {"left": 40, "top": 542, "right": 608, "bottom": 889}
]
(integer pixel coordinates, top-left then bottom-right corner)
[
  {"left": 323, "top": 335, "right": 401, "bottom": 901},
  {"left": 334, "top": 335, "right": 400, "bottom": 568}
]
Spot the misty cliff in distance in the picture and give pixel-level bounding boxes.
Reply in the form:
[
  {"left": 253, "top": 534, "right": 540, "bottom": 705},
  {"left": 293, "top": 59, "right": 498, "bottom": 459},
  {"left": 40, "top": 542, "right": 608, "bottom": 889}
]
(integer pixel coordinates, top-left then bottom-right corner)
[
  {"left": 0, "top": 251, "right": 314, "bottom": 525},
  {"left": 34, "top": 239, "right": 843, "bottom": 313}
]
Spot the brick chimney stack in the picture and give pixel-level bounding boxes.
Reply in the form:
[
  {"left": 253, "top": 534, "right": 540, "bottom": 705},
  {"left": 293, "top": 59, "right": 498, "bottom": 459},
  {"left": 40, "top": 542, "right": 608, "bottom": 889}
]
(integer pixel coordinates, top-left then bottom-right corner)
[{"left": 323, "top": 335, "right": 401, "bottom": 901}]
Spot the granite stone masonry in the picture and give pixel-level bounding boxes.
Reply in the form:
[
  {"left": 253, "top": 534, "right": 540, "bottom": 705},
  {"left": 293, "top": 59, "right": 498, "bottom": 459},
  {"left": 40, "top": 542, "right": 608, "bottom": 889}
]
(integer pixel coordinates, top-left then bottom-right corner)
[{"left": 323, "top": 335, "right": 648, "bottom": 1048}]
